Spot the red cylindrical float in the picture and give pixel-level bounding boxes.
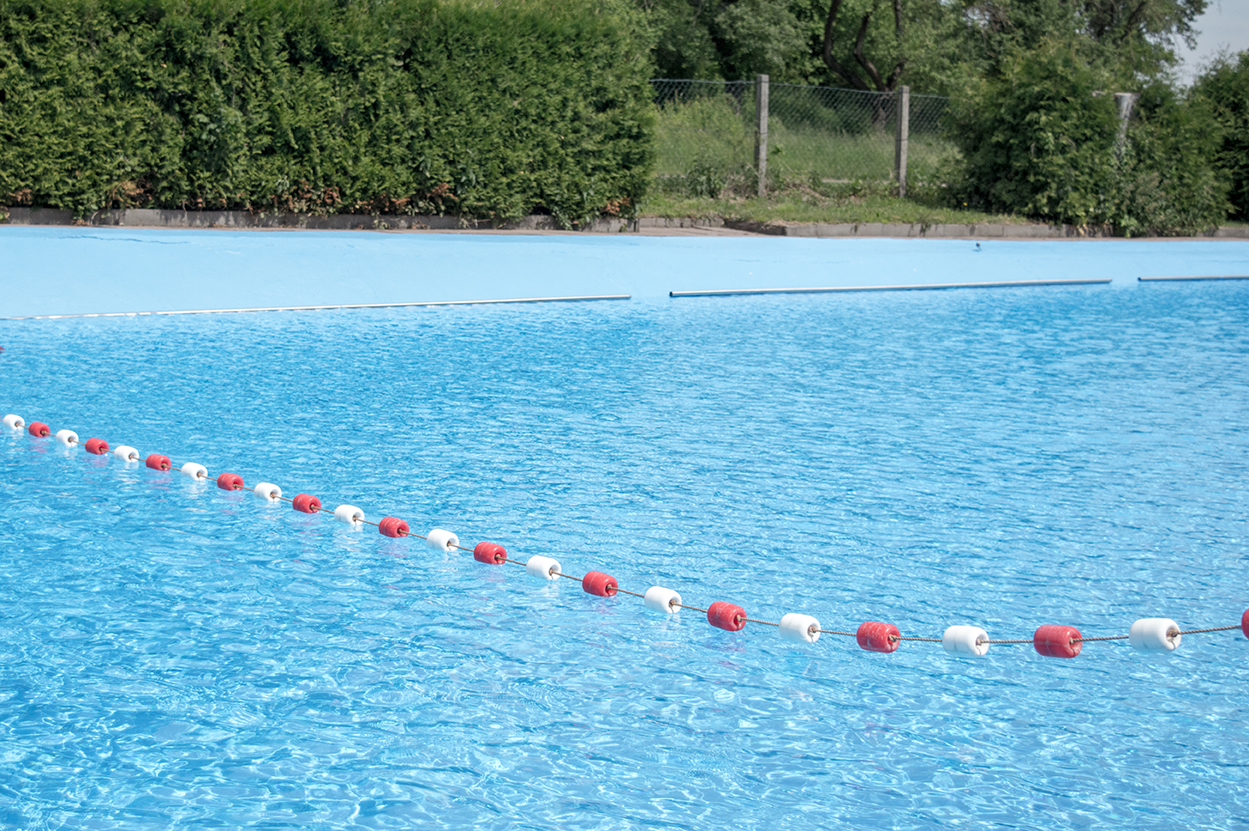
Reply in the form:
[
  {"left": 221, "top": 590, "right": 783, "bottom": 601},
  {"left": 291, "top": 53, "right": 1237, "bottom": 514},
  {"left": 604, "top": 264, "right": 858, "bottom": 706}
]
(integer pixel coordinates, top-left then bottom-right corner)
[
  {"left": 292, "top": 493, "right": 321, "bottom": 513},
  {"left": 473, "top": 542, "right": 507, "bottom": 565},
  {"left": 145, "top": 453, "right": 171, "bottom": 471},
  {"left": 216, "top": 473, "right": 244, "bottom": 491},
  {"left": 857, "top": 621, "right": 901, "bottom": 653},
  {"left": 1033, "top": 624, "right": 1083, "bottom": 658},
  {"left": 582, "top": 571, "right": 619, "bottom": 597},
  {"left": 28, "top": 421, "right": 50, "bottom": 437},
  {"left": 84, "top": 438, "right": 109, "bottom": 455},
  {"left": 707, "top": 600, "right": 746, "bottom": 631},
  {"left": 379, "top": 517, "right": 410, "bottom": 538},
  {"left": 1241, "top": 608, "right": 1248, "bottom": 640}
]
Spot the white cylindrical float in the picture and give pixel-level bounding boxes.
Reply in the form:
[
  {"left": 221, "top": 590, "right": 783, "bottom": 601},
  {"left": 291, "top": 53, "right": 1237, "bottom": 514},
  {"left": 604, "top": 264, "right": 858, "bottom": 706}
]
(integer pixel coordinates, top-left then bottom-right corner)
[
  {"left": 3, "top": 414, "right": 24, "bottom": 430},
  {"left": 425, "top": 528, "right": 459, "bottom": 552},
  {"left": 334, "top": 504, "right": 364, "bottom": 526},
  {"left": 525, "top": 555, "right": 562, "bottom": 580},
  {"left": 779, "top": 613, "right": 822, "bottom": 644},
  {"left": 253, "top": 482, "right": 282, "bottom": 501},
  {"left": 180, "top": 462, "right": 208, "bottom": 480},
  {"left": 643, "top": 586, "right": 682, "bottom": 614},
  {"left": 942, "top": 625, "right": 990, "bottom": 657},
  {"left": 1129, "top": 618, "right": 1180, "bottom": 652},
  {"left": 112, "top": 445, "right": 140, "bottom": 462},
  {"left": 55, "top": 429, "right": 79, "bottom": 446}
]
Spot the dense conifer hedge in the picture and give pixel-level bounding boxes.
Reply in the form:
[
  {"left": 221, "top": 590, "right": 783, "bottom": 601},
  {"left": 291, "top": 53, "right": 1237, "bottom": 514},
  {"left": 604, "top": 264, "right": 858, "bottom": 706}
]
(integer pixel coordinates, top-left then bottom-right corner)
[{"left": 0, "top": 0, "right": 654, "bottom": 224}]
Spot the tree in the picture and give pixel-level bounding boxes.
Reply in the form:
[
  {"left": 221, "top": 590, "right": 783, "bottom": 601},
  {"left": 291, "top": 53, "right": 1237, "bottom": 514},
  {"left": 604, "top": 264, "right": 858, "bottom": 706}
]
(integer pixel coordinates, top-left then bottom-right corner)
[
  {"left": 819, "top": 0, "right": 907, "bottom": 91},
  {"left": 637, "top": 0, "right": 1208, "bottom": 91},
  {"left": 955, "top": 0, "right": 1207, "bottom": 78},
  {"left": 642, "top": 0, "right": 814, "bottom": 81},
  {"left": 1080, "top": 0, "right": 1206, "bottom": 47}
]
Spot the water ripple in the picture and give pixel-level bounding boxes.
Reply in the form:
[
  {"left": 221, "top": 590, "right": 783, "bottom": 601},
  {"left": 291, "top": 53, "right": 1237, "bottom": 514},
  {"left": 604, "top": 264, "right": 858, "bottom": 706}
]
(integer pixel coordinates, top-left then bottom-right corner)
[{"left": 1, "top": 281, "right": 1247, "bottom": 829}]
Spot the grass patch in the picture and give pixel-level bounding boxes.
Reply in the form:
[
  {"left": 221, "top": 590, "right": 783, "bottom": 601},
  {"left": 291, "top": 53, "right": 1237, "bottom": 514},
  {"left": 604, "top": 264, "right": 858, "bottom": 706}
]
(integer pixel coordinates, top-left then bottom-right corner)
[
  {"left": 644, "top": 89, "right": 1022, "bottom": 226},
  {"left": 650, "top": 91, "right": 957, "bottom": 197},
  {"left": 639, "top": 180, "right": 1036, "bottom": 227}
]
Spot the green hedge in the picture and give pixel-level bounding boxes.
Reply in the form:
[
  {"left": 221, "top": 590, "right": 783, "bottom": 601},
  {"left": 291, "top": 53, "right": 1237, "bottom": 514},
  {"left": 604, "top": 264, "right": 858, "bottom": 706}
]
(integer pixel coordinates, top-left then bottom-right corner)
[{"left": 0, "top": 0, "right": 654, "bottom": 224}]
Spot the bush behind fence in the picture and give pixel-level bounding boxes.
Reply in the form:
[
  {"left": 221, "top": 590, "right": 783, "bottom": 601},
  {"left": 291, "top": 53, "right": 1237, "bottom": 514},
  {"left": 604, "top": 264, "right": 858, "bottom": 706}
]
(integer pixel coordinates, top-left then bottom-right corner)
[{"left": 650, "top": 79, "right": 950, "bottom": 197}]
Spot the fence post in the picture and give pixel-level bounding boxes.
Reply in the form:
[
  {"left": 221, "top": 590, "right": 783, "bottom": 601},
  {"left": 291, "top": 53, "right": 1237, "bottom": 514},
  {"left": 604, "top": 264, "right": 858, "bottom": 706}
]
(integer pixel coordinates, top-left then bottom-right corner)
[
  {"left": 755, "top": 74, "right": 769, "bottom": 198},
  {"left": 1113, "top": 92, "right": 1137, "bottom": 151},
  {"left": 894, "top": 85, "right": 910, "bottom": 197}
]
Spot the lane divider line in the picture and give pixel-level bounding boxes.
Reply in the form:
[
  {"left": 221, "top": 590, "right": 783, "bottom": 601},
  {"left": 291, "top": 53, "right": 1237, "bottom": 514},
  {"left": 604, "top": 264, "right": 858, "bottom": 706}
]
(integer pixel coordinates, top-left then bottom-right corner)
[
  {"left": 1, "top": 294, "right": 632, "bottom": 321},
  {"left": 1138, "top": 275, "right": 1249, "bottom": 282},
  {"left": 670, "top": 279, "right": 1112, "bottom": 298}
]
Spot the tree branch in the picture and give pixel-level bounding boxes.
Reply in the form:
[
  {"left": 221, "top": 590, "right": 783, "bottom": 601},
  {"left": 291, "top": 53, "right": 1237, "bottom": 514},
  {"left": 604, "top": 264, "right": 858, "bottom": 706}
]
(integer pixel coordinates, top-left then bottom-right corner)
[
  {"left": 823, "top": 0, "right": 872, "bottom": 91},
  {"left": 1120, "top": 1, "right": 1149, "bottom": 42},
  {"left": 853, "top": 12, "right": 887, "bottom": 91},
  {"left": 887, "top": 0, "right": 906, "bottom": 89}
]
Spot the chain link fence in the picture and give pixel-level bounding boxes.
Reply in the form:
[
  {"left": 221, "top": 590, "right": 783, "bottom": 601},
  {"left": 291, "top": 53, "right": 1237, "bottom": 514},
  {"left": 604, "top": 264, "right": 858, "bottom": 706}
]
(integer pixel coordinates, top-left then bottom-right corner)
[{"left": 649, "top": 78, "right": 950, "bottom": 198}]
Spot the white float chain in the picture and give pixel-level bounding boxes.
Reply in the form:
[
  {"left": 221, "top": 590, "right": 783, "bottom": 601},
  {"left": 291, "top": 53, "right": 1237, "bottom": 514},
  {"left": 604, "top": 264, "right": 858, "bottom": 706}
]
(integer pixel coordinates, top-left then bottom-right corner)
[
  {"left": 112, "top": 445, "right": 140, "bottom": 462},
  {"left": 425, "top": 528, "right": 459, "bottom": 552},
  {"left": 253, "top": 482, "right": 283, "bottom": 501},
  {"left": 644, "top": 586, "right": 682, "bottom": 614},
  {"left": 1129, "top": 618, "right": 1181, "bottom": 651},
  {"left": 3, "top": 414, "right": 24, "bottom": 430},
  {"left": 525, "top": 555, "right": 562, "bottom": 580},
  {"left": 779, "top": 613, "right": 822, "bottom": 644},
  {"left": 334, "top": 504, "right": 364, "bottom": 526},
  {"left": 55, "top": 429, "right": 79, "bottom": 446}
]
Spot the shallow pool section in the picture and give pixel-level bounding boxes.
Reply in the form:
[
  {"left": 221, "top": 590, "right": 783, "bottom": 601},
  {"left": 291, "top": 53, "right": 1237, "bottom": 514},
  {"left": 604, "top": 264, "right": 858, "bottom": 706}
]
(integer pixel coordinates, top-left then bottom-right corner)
[
  {"left": 3, "top": 226, "right": 1249, "bottom": 316},
  {"left": 2, "top": 278, "right": 1249, "bottom": 829}
]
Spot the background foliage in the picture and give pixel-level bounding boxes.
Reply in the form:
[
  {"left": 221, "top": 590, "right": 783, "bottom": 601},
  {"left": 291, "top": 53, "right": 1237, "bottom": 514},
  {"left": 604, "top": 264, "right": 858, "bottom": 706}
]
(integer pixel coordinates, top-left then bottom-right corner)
[
  {"left": 2, "top": 0, "right": 1244, "bottom": 232},
  {"left": 945, "top": 42, "right": 1228, "bottom": 234},
  {"left": 0, "top": 0, "right": 655, "bottom": 224},
  {"left": 1193, "top": 51, "right": 1249, "bottom": 220},
  {"left": 639, "top": 0, "right": 1241, "bottom": 235}
]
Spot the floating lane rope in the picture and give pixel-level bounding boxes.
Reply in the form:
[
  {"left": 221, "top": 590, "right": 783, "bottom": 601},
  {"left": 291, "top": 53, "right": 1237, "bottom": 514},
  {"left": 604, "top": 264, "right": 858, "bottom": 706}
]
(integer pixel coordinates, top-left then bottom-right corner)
[
  {"left": 1, "top": 294, "right": 633, "bottom": 321},
  {"left": 669, "top": 279, "right": 1112, "bottom": 298},
  {"left": 5, "top": 410, "right": 1247, "bottom": 660}
]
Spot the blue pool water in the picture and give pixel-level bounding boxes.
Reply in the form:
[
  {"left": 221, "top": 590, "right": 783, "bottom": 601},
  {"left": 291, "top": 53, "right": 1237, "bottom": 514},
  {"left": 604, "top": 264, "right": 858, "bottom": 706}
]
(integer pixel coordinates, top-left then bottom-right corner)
[{"left": 2, "top": 233, "right": 1249, "bottom": 829}]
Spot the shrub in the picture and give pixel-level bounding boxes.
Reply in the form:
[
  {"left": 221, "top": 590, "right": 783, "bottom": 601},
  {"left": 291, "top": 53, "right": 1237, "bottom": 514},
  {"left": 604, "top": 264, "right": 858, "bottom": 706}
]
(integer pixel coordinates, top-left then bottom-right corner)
[
  {"left": 946, "top": 42, "right": 1229, "bottom": 234},
  {"left": 1192, "top": 52, "right": 1249, "bottom": 220},
  {"left": 945, "top": 42, "right": 1118, "bottom": 226},
  {"left": 1105, "top": 82, "right": 1229, "bottom": 237},
  {"left": 0, "top": 0, "right": 655, "bottom": 225}
]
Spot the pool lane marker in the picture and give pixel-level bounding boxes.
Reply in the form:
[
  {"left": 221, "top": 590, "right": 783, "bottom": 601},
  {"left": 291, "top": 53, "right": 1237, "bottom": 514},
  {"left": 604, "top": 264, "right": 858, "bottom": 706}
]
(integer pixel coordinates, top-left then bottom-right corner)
[
  {"left": 0, "top": 294, "right": 631, "bottom": 321},
  {"left": 7, "top": 410, "right": 1247, "bottom": 660},
  {"left": 669, "top": 278, "right": 1112, "bottom": 298},
  {"left": 1138, "top": 275, "right": 1249, "bottom": 282}
]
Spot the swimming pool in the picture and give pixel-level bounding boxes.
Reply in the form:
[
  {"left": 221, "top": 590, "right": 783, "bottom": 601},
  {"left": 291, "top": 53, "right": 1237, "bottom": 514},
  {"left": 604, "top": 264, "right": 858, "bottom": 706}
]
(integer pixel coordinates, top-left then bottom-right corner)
[{"left": 2, "top": 231, "right": 1248, "bottom": 829}]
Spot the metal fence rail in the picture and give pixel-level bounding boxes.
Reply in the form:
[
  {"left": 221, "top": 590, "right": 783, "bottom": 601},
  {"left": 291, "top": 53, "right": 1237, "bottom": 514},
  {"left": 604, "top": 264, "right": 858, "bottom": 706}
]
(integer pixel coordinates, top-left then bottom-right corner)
[{"left": 649, "top": 78, "right": 950, "bottom": 198}]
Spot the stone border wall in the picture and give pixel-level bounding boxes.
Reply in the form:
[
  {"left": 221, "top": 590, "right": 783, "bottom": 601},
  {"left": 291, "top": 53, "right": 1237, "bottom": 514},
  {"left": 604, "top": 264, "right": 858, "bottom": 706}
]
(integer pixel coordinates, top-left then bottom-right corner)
[
  {"left": 0, "top": 208, "right": 633, "bottom": 234},
  {"left": 3, "top": 207, "right": 1246, "bottom": 239}
]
